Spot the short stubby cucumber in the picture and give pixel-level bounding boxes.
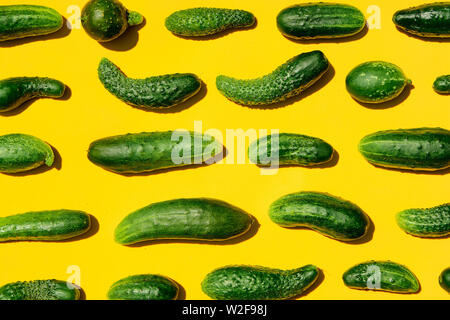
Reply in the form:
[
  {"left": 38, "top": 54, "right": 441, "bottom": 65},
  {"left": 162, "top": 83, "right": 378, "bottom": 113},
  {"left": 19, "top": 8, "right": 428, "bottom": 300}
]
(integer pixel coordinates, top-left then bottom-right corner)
[
  {"left": 440, "top": 268, "right": 450, "bottom": 293},
  {"left": 433, "top": 75, "right": 450, "bottom": 94},
  {"left": 0, "top": 134, "right": 54, "bottom": 173},
  {"left": 115, "top": 198, "right": 254, "bottom": 245},
  {"left": 277, "top": 3, "right": 365, "bottom": 40},
  {"left": 216, "top": 50, "right": 329, "bottom": 106},
  {"left": 0, "top": 5, "right": 63, "bottom": 41},
  {"left": 0, "top": 279, "right": 80, "bottom": 300},
  {"left": 165, "top": 7, "right": 256, "bottom": 36},
  {"left": 0, "top": 77, "right": 65, "bottom": 112},
  {"left": 108, "top": 274, "right": 179, "bottom": 300},
  {"left": 202, "top": 264, "right": 319, "bottom": 300},
  {"left": 88, "top": 131, "right": 222, "bottom": 174},
  {"left": 343, "top": 261, "right": 420, "bottom": 294},
  {"left": 98, "top": 58, "right": 201, "bottom": 109},
  {"left": 248, "top": 133, "right": 334, "bottom": 167},
  {"left": 358, "top": 128, "right": 450, "bottom": 171},
  {"left": 269, "top": 192, "right": 369, "bottom": 241}
]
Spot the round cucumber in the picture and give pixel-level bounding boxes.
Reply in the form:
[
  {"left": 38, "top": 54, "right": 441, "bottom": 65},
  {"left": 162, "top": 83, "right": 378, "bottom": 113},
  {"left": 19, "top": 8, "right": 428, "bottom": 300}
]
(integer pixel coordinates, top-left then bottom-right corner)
[
  {"left": 108, "top": 274, "right": 179, "bottom": 300},
  {"left": 0, "top": 280, "right": 81, "bottom": 300},
  {"left": 440, "top": 268, "right": 450, "bottom": 293},
  {"left": 396, "top": 203, "right": 449, "bottom": 238},
  {"left": 433, "top": 75, "right": 450, "bottom": 94}
]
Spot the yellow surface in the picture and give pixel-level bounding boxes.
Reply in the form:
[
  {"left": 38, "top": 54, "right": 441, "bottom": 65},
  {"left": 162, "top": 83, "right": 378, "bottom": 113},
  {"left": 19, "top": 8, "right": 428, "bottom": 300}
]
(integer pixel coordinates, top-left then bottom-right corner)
[{"left": 0, "top": 0, "right": 449, "bottom": 300}]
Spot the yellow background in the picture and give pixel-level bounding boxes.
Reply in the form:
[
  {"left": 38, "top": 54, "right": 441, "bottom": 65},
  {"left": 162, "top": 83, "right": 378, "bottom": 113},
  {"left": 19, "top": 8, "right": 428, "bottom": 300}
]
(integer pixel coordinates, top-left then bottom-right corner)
[{"left": 0, "top": 0, "right": 448, "bottom": 300}]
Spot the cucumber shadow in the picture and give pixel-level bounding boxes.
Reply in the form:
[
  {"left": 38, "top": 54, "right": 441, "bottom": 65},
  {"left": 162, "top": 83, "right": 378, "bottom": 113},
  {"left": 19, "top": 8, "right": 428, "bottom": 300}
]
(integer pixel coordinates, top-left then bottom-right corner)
[
  {"left": 3, "top": 145, "right": 62, "bottom": 176},
  {"left": 283, "top": 24, "right": 368, "bottom": 44},
  {"left": 368, "top": 163, "right": 450, "bottom": 175},
  {"left": 353, "top": 84, "right": 413, "bottom": 110},
  {"left": 289, "top": 268, "right": 324, "bottom": 300},
  {"left": 395, "top": 27, "right": 450, "bottom": 43},
  {"left": 100, "top": 18, "right": 147, "bottom": 51},
  {"left": 174, "top": 280, "right": 186, "bottom": 300}
]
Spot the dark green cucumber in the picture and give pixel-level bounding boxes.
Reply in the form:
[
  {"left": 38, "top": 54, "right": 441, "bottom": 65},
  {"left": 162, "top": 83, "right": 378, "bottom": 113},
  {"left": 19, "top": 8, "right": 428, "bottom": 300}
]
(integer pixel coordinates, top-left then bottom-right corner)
[
  {"left": 393, "top": 3, "right": 450, "bottom": 38},
  {"left": 0, "top": 77, "right": 65, "bottom": 112},
  {"left": 0, "top": 5, "right": 63, "bottom": 41},
  {"left": 269, "top": 192, "right": 369, "bottom": 241},
  {"left": 115, "top": 198, "right": 254, "bottom": 245},
  {"left": 202, "top": 264, "right": 319, "bottom": 300},
  {"left": 165, "top": 7, "right": 255, "bottom": 36},
  {"left": 277, "top": 3, "right": 365, "bottom": 40},
  {"left": 0, "top": 134, "right": 54, "bottom": 173},
  {"left": 440, "top": 268, "right": 450, "bottom": 293},
  {"left": 98, "top": 58, "right": 201, "bottom": 109},
  {"left": 81, "top": 0, "right": 143, "bottom": 42},
  {"left": 0, "top": 280, "right": 80, "bottom": 300},
  {"left": 433, "top": 75, "right": 450, "bottom": 94},
  {"left": 358, "top": 128, "right": 450, "bottom": 171},
  {"left": 248, "top": 133, "right": 334, "bottom": 167},
  {"left": 216, "top": 50, "right": 329, "bottom": 106},
  {"left": 88, "top": 131, "right": 222, "bottom": 174},
  {"left": 108, "top": 274, "right": 179, "bottom": 300},
  {"left": 343, "top": 261, "right": 420, "bottom": 294}
]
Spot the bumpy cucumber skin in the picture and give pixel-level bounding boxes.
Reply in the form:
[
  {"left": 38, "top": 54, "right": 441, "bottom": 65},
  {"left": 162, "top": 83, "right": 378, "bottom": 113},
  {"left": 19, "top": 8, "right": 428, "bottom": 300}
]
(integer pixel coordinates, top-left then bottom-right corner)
[
  {"left": 358, "top": 128, "right": 450, "bottom": 171},
  {"left": 433, "top": 75, "right": 450, "bottom": 94},
  {"left": 98, "top": 58, "right": 201, "bottom": 108},
  {"left": 88, "top": 131, "right": 222, "bottom": 174},
  {"left": 440, "top": 268, "right": 450, "bottom": 293},
  {"left": 343, "top": 261, "right": 420, "bottom": 294},
  {"left": 0, "top": 134, "right": 54, "bottom": 173},
  {"left": 269, "top": 192, "right": 369, "bottom": 241},
  {"left": 0, "top": 5, "right": 63, "bottom": 41},
  {"left": 216, "top": 50, "right": 329, "bottom": 106},
  {"left": 202, "top": 264, "right": 319, "bottom": 300},
  {"left": 0, "top": 280, "right": 80, "bottom": 300},
  {"left": 277, "top": 3, "right": 365, "bottom": 40},
  {"left": 108, "top": 274, "right": 179, "bottom": 300},
  {"left": 393, "top": 3, "right": 450, "bottom": 38},
  {"left": 115, "top": 198, "right": 254, "bottom": 245}
]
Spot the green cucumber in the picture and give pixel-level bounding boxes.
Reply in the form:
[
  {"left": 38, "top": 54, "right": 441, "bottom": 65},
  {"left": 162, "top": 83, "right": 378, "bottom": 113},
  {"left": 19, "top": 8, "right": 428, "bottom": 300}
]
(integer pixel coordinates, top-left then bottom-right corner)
[
  {"left": 216, "top": 50, "right": 329, "bottom": 106},
  {"left": 248, "top": 133, "right": 334, "bottom": 167},
  {"left": 343, "top": 261, "right": 420, "bottom": 294},
  {"left": 165, "top": 8, "right": 255, "bottom": 37},
  {"left": 358, "top": 128, "right": 450, "bottom": 171},
  {"left": 0, "top": 134, "right": 54, "bottom": 173},
  {"left": 433, "top": 75, "right": 450, "bottom": 94},
  {"left": 396, "top": 203, "right": 449, "bottom": 238},
  {"left": 269, "top": 192, "right": 369, "bottom": 241},
  {"left": 277, "top": 3, "right": 365, "bottom": 40},
  {"left": 202, "top": 264, "right": 319, "bottom": 300},
  {"left": 98, "top": 58, "right": 201, "bottom": 109},
  {"left": 115, "top": 198, "right": 254, "bottom": 245},
  {"left": 0, "top": 280, "right": 80, "bottom": 300},
  {"left": 0, "top": 5, "right": 63, "bottom": 41},
  {"left": 108, "top": 274, "right": 179, "bottom": 300},
  {"left": 440, "top": 268, "right": 450, "bottom": 293},
  {"left": 88, "top": 131, "right": 222, "bottom": 174},
  {"left": 393, "top": 3, "right": 450, "bottom": 38},
  {"left": 0, "top": 77, "right": 65, "bottom": 112},
  {"left": 81, "top": 0, "right": 143, "bottom": 42}
]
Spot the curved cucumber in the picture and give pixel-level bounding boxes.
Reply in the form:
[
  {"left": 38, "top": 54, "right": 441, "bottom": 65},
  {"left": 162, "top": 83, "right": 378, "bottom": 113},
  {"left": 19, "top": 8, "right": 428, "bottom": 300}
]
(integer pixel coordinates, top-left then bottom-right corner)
[
  {"left": 165, "top": 8, "right": 255, "bottom": 36},
  {"left": 433, "top": 75, "right": 450, "bottom": 94},
  {"left": 98, "top": 58, "right": 201, "bottom": 109},
  {"left": 269, "top": 192, "right": 369, "bottom": 241},
  {"left": 108, "top": 274, "right": 179, "bottom": 300},
  {"left": 0, "top": 280, "right": 80, "bottom": 300},
  {"left": 216, "top": 50, "right": 329, "bottom": 106},
  {"left": 343, "top": 261, "right": 420, "bottom": 294},
  {"left": 396, "top": 203, "right": 449, "bottom": 238},
  {"left": 115, "top": 198, "right": 254, "bottom": 245},
  {"left": 358, "top": 128, "right": 450, "bottom": 171},
  {"left": 440, "top": 268, "right": 450, "bottom": 293}
]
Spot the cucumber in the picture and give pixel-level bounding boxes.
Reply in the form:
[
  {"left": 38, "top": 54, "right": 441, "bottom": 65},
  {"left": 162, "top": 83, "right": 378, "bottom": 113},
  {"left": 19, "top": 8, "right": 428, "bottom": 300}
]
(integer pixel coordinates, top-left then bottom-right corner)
[
  {"left": 81, "top": 0, "right": 143, "bottom": 42},
  {"left": 0, "top": 77, "right": 65, "bottom": 112},
  {"left": 343, "top": 261, "right": 420, "bottom": 294},
  {"left": 0, "top": 5, "right": 63, "bottom": 41},
  {"left": 202, "top": 264, "right": 319, "bottom": 300},
  {"left": 115, "top": 198, "right": 254, "bottom": 245},
  {"left": 248, "top": 133, "right": 334, "bottom": 167},
  {"left": 108, "top": 274, "right": 179, "bottom": 300},
  {"left": 216, "top": 50, "right": 329, "bottom": 106},
  {"left": 165, "top": 8, "right": 255, "bottom": 37},
  {"left": 98, "top": 58, "right": 202, "bottom": 109},
  {"left": 277, "top": 3, "right": 365, "bottom": 40},
  {"left": 433, "top": 75, "right": 450, "bottom": 94},
  {"left": 358, "top": 128, "right": 450, "bottom": 171},
  {"left": 440, "top": 268, "right": 450, "bottom": 293},
  {"left": 393, "top": 3, "right": 450, "bottom": 38},
  {"left": 0, "top": 134, "right": 54, "bottom": 173},
  {"left": 269, "top": 192, "right": 369, "bottom": 241},
  {"left": 88, "top": 131, "right": 222, "bottom": 174},
  {"left": 0, "top": 280, "right": 80, "bottom": 300}
]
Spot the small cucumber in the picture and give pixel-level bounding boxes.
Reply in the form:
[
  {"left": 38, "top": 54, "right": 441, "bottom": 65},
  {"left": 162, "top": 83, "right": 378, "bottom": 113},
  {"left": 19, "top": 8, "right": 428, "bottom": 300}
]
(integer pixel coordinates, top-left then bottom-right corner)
[
  {"left": 216, "top": 50, "right": 329, "bottom": 106},
  {"left": 440, "top": 268, "right": 450, "bottom": 293},
  {"left": 269, "top": 192, "right": 369, "bottom": 241},
  {"left": 0, "top": 134, "right": 54, "bottom": 173},
  {"left": 343, "top": 261, "right": 420, "bottom": 294},
  {"left": 165, "top": 8, "right": 255, "bottom": 36},
  {"left": 115, "top": 198, "right": 254, "bottom": 245},
  {"left": 358, "top": 128, "right": 450, "bottom": 171},
  {"left": 202, "top": 264, "right": 319, "bottom": 300},
  {"left": 433, "top": 75, "right": 450, "bottom": 94},
  {"left": 0, "top": 280, "right": 80, "bottom": 300},
  {"left": 396, "top": 203, "right": 449, "bottom": 238},
  {"left": 108, "top": 274, "right": 179, "bottom": 300}
]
